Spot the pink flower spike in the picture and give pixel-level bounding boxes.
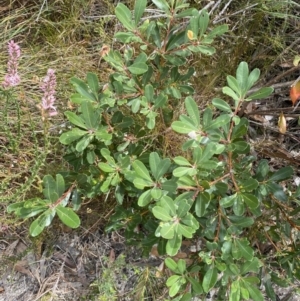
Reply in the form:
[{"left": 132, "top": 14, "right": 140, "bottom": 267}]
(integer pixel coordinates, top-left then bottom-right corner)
[
  {"left": 41, "top": 68, "right": 57, "bottom": 118},
  {"left": 2, "top": 40, "right": 21, "bottom": 89}
]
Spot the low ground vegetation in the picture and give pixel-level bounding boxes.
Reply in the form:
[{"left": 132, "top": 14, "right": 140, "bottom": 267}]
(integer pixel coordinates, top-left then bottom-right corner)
[{"left": 1, "top": 0, "right": 300, "bottom": 300}]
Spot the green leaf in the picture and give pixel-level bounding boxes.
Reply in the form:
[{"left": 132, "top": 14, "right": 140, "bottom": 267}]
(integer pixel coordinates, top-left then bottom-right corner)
[
  {"left": 239, "top": 178, "right": 258, "bottom": 191},
  {"left": 241, "top": 193, "right": 259, "bottom": 209},
  {"left": 170, "top": 86, "right": 181, "bottom": 98},
  {"left": 256, "top": 159, "right": 269, "bottom": 181},
  {"left": 153, "top": 206, "right": 172, "bottom": 222},
  {"left": 161, "top": 196, "right": 176, "bottom": 216},
  {"left": 212, "top": 98, "right": 232, "bottom": 112},
  {"left": 171, "top": 120, "right": 197, "bottom": 134},
  {"left": 236, "top": 61, "right": 249, "bottom": 93},
  {"left": 145, "top": 84, "right": 154, "bottom": 101},
  {"left": 197, "top": 45, "right": 216, "bottom": 55},
  {"left": 241, "top": 258, "right": 262, "bottom": 274},
  {"left": 181, "top": 213, "right": 199, "bottom": 229},
  {"left": 134, "top": 52, "right": 147, "bottom": 64},
  {"left": 132, "top": 160, "right": 153, "bottom": 182},
  {"left": 202, "top": 267, "right": 218, "bottom": 293},
  {"left": 29, "top": 210, "right": 55, "bottom": 237},
  {"left": 70, "top": 93, "right": 88, "bottom": 104},
  {"left": 138, "top": 190, "right": 152, "bottom": 206},
  {"left": 146, "top": 111, "right": 157, "bottom": 129},
  {"left": 59, "top": 128, "right": 87, "bottom": 145},
  {"left": 176, "top": 199, "right": 191, "bottom": 218},
  {"left": 227, "top": 75, "right": 241, "bottom": 94},
  {"left": 185, "top": 96, "right": 200, "bottom": 127},
  {"left": 203, "top": 114, "right": 231, "bottom": 131},
  {"left": 274, "top": 189, "right": 287, "bottom": 202},
  {"left": 86, "top": 72, "right": 99, "bottom": 96},
  {"left": 236, "top": 239, "right": 253, "bottom": 260},
  {"left": 229, "top": 263, "right": 240, "bottom": 275},
  {"left": 177, "top": 223, "right": 194, "bottom": 238},
  {"left": 246, "top": 68, "right": 260, "bottom": 90},
  {"left": 247, "top": 87, "right": 273, "bottom": 100},
  {"left": 174, "top": 156, "right": 191, "bottom": 166},
  {"left": 81, "top": 100, "right": 98, "bottom": 129},
  {"left": 215, "top": 182, "right": 228, "bottom": 195},
  {"left": 64, "top": 111, "right": 87, "bottom": 129},
  {"left": 243, "top": 282, "right": 264, "bottom": 301},
  {"left": 160, "top": 223, "right": 175, "bottom": 239},
  {"left": 98, "top": 162, "right": 115, "bottom": 173},
  {"left": 195, "top": 192, "right": 210, "bottom": 217},
  {"left": 70, "top": 77, "right": 96, "bottom": 101},
  {"left": 165, "top": 258, "right": 178, "bottom": 273},
  {"left": 154, "top": 93, "right": 168, "bottom": 108},
  {"left": 173, "top": 166, "right": 196, "bottom": 177},
  {"left": 199, "top": 9, "right": 209, "bottom": 37},
  {"left": 148, "top": 21, "right": 162, "bottom": 48},
  {"left": 177, "top": 259, "right": 186, "bottom": 274},
  {"left": 268, "top": 166, "right": 293, "bottom": 182},
  {"left": 71, "top": 189, "right": 81, "bottom": 210},
  {"left": 128, "top": 62, "right": 148, "bottom": 74},
  {"left": 115, "top": 3, "right": 135, "bottom": 31},
  {"left": 189, "top": 15, "right": 199, "bottom": 39},
  {"left": 168, "top": 276, "right": 183, "bottom": 297},
  {"left": 229, "top": 280, "right": 240, "bottom": 301},
  {"left": 133, "top": 177, "right": 154, "bottom": 189},
  {"left": 128, "top": 98, "right": 141, "bottom": 113},
  {"left": 233, "top": 198, "right": 245, "bottom": 216},
  {"left": 55, "top": 174, "right": 65, "bottom": 197},
  {"left": 76, "top": 135, "right": 94, "bottom": 152},
  {"left": 134, "top": 0, "right": 147, "bottom": 25},
  {"left": 43, "top": 175, "right": 58, "bottom": 202},
  {"left": 231, "top": 117, "right": 248, "bottom": 139},
  {"left": 166, "top": 234, "right": 182, "bottom": 256},
  {"left": 264, "top": 279, "right": 277, "bottom": 301},
  {"left": 221, "top": 241, "right": 232, "bottom": 257},
  {"left": 187, "top": 276, "right": 203, "bottom": 294},
  {"left": 176, "top": 8, "right": 197, "bottom": 18},
  {"left": 151, "top": 188, "right": 163, "bottom": 200},
  {"left": 222, "top": 86, "right": 239, "bottom": 101},
  {"left": 16, "top": 207, "right": 47, "bottom": 219},
  {"left": 208, "top": 24, "right": 228, "bottom": 38},
  {"left": 114, "top": 31, "right": 139, "bottom": 43},
  {"left": 244, "top": 277, "right": 262, "bottom": 284},
  {"left": 228, "top": 216, "right": 254, "bottom": 228},
  {"left": 231, "top": 141, "right": 249, "bottom": 153},
  {"left": 56, "top": 205, "right": 80, "bottom": 228},
  {"left": 29, "top": 218, "right": 46, "bottom": 237},
  {"left": 220, "top": 193, "right": 237, "bottom": 208},
  {"left": 199, "top": 143, "right": 217, "bottom": 162},
  {"left": 152, "top": 0, "right": 170, "bottom": 13},
  {"left": 166, "top": 274, "right": 181, "bottom": 287},
  {"left": 149, "top": 152, "right": 171, "bottom": 180},
  {"left": 240, "top": 285, "right": 250, "bottom": 300}
]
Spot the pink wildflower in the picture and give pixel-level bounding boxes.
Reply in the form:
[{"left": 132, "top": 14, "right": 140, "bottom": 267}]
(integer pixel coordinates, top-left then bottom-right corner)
[
  {"left": 2, "top": 40, "right": 21, "bottom": 88},
  {"left": 41, "top": 68, "right": 57, "bottom": 117}
]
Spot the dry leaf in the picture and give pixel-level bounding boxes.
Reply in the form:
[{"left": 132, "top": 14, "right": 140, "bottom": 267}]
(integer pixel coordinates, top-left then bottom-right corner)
[
  {"left": 187, "top": 30, "right": 194, "bottom": 40},
  {"left": 14, "top": 260, "right": 33, "bottom": 278},
  {"left": 293, "top": 55, "right": 300, "bottom": 67},
  {"left": 150, "top": 244, "right": 159, "bottom": 257},
  {"left": 109, "top": 248, "right": 115, "bottom": 264},
  {"left": 100, "top": 45, "right": 110, "bottom": 57},
  {"left": 155, "top": 261, "right": 165, "bottom": 278},
  {"left": 278, "top": 112, "right": 287, "bottom": 134}
]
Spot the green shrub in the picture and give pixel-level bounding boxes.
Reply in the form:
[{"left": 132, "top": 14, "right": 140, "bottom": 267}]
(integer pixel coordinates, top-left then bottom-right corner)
[{"left": 8, "top": 0, "right": 300, "bottom": 300}]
